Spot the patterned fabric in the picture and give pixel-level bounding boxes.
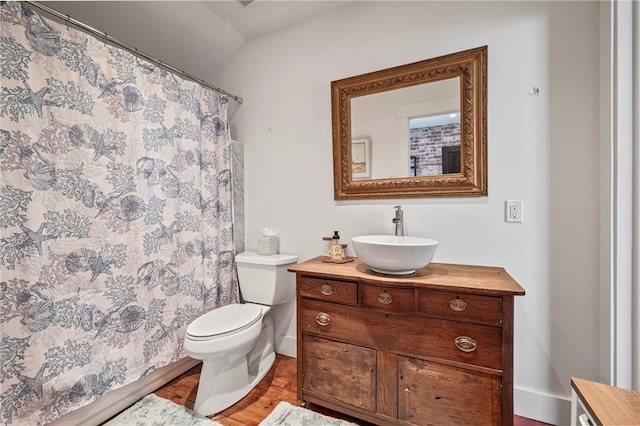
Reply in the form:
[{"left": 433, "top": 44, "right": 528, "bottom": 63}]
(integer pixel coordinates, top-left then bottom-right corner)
[
  {"left": 104, "top": 394, "right": 220, "bottom": 426},
  {"left": 0, "top": 3, "right": 239, "bottom": 425}
]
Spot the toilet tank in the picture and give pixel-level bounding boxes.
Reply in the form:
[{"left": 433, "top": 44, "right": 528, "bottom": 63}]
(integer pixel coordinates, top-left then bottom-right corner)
[{"left": 235, "top": 252, "right": 298, "bottom": 305}]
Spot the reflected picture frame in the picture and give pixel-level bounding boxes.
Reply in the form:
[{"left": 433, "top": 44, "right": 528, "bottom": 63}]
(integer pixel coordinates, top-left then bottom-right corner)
[{"left": 351, "top": 138, "right": 371, "bottom": 179}]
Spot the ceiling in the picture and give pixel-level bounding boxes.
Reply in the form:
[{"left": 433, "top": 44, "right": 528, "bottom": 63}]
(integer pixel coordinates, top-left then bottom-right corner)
[{"left": 42, "top": 1, "right": 349, "bottom": 81}]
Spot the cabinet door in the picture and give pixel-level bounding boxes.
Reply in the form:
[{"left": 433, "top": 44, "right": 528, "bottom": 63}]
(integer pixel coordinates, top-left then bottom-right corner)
[
  {"left": 398, "top": 356, "right": 501, "bottom": 426},
  {"left": 302, "top": 335, "right": 376, "bottom": 412}
]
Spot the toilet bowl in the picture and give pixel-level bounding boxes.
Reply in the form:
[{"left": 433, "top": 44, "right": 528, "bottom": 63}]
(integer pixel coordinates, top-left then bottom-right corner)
[
  {"left": 183, "top": 252, "right": 297, "bottom": 416},
  {"left": 184, "top": 303, "right": 271, "bottom": 415}
]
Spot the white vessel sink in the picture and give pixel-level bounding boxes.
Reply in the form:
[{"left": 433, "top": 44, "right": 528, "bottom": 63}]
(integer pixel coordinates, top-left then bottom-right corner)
[{"left": 352, "top": 235, "right": 439, "bottom": 275}]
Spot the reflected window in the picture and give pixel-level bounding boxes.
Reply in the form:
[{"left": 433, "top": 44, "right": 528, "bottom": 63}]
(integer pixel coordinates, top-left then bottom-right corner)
[{"left": 409, "top": 112, "right": 460, "bottom": 176}]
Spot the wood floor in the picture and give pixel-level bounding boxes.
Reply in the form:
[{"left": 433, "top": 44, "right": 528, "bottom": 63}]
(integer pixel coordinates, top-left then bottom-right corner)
[{"left": 154, "top": 354, "right": 553, "bottom": 426}]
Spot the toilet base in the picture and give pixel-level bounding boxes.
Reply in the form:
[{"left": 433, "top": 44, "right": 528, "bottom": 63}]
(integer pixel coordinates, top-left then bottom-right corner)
[
  {"left": 192, "top": 312, "right": 276, "bottom": 416},
  {"left": 193, "top": 351, "right": 275, "bottom": 416}
]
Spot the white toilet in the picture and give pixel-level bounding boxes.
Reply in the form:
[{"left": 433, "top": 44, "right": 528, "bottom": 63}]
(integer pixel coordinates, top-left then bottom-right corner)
[{"left": 183, "top": 251, "right": 298, "bottom": 416}]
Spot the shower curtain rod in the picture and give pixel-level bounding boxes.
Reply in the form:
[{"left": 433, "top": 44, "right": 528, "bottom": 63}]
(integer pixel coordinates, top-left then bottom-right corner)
[{"left": 23, "top": 1, "right": 244, "bottom": 104}]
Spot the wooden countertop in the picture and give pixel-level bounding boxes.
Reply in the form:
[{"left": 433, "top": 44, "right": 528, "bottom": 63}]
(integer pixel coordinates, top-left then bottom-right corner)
[
  {"left": 571, "top": 377, "right": 640, "bottom": 425},
  {"left": 289, "top": 257, "right": 525, "bottom": 296}
]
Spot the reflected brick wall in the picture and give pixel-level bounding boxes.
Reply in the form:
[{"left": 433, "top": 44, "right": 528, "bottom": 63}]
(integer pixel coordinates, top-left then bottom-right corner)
[{"left": 409, "top": 123, "right": 460, "bottom": 176}]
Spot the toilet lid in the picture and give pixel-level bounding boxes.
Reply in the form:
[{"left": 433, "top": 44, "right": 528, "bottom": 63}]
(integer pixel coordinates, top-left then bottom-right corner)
[{"left": 187, "top": 304, "right": 263, "bottom": 339}]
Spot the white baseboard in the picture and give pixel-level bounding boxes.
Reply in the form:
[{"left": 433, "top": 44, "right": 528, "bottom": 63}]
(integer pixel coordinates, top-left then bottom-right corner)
[
  {"left": 50, "top": 357, "right": 200, "bottom": 426},
  {"left": 275, "top": 334, "right": 297, "bottom": 358},
  {"left": 515, "top": 386, "right": 571, "bottom": 425}
]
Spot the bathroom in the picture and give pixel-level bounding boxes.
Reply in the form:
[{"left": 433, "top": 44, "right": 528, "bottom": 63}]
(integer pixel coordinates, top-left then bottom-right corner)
[{"left": 0, "top": 1, "right": 637, "bottom": 426}]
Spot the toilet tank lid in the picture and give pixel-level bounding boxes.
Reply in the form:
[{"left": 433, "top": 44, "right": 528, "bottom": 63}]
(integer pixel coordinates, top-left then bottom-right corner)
[{"left": 235, "top": 251, "right": 298, "bottom": 266}]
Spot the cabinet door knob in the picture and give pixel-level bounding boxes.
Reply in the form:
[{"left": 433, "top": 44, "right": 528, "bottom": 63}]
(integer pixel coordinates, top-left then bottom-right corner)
[
  {"left": 449, "top": 298, "right": 467, "bottom": 311},
  {"left": 377, "top": 292, "right": 393, "bottom": 305},
  {"left": 454, "top": 336, "right": 478, "bottom": 352},
  {"left": 315, "top": 312, "right": 331, "bottom": 326},
  {"left": 320, "top": 284, "right": 333, "bottom": 295}
]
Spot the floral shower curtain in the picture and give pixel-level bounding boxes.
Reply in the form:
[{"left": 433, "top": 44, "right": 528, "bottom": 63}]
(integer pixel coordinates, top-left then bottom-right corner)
[{"left": 0, "top": 2, "right": 239, "bottom": 424}]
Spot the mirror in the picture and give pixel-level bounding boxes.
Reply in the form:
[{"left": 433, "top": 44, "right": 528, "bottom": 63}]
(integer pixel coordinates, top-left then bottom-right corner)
[{"left": 332, "top": 46, "right": 487, "bottom": 200}]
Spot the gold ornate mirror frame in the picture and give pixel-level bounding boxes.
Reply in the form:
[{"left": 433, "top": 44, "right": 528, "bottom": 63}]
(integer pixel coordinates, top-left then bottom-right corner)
[{"left": 332, "top": 46, "right": 487, "bottom": 200}]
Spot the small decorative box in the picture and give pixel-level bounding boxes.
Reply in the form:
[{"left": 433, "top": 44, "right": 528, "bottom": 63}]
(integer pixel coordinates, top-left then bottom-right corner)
[{"left": 257, "top": 236, "right": 279, "bottom": 255}]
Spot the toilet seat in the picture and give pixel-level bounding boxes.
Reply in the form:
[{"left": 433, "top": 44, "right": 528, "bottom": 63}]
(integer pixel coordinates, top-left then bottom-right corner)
[{"left": 186, "top": 304, "right": 263, "bottom": 341}]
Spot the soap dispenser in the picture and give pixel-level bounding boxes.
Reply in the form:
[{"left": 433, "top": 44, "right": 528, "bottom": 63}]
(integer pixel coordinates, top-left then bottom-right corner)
[{"left": 330, "top": 231, "right": 343, "bottom": 260}]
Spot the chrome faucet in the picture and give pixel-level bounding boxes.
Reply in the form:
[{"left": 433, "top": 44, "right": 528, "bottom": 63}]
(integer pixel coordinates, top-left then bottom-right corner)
[{"left": 392, "top": 205, "right": 404, "bottom": 236}]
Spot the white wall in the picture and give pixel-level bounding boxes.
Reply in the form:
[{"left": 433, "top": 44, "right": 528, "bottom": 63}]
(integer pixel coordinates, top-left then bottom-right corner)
[{"left": 217, "top": 2, "right": 600, "bottom": 424}]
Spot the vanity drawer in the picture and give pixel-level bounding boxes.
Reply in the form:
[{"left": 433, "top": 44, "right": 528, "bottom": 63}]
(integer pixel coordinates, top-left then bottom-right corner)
[
  {"left": 300, "top": 299, "right": 502, "bottom": 370},
  {"left": 417, "top": 290, "right": 502, "bottom": 326},
  {"left": 298, "top": 276, "right": 358, "bottom": 305},
  {"left": 360, "top": 284, "right": 414, "bottom": 312}
]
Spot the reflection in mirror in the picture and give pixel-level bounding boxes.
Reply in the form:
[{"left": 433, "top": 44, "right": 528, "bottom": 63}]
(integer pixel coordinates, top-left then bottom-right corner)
[
  {"left": 332, "top": 46, "right": 487, "bottom": 199},
  {"left": 409, "top": 110, "right": 461, "bottom": 176},
  {"left": 351, "top": 138, "right": 371, "bottom": 179},
  {"left": 351, "top": 77, "right": 460, "bottom": 179}
]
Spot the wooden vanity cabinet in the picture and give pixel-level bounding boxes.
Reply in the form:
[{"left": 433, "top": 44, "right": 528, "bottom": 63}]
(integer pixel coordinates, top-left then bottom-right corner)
[{"left": 289, "top": 258, "right": 525, "bottom": 426}]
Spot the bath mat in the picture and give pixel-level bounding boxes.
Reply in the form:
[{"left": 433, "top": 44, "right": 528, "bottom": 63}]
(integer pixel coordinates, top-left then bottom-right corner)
[
  {"left": 104, "top": 394, "right": 221, "bottom": 426},
  {"left": 259, "top": 401, "right": 359, "bottom": 426}
]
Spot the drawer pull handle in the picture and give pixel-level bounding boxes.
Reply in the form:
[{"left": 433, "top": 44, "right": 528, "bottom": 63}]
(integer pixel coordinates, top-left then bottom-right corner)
[
  {"left": 377, "top": 292, "right": 393, "bottom": 305},
  {"left": 320, "top": 284, "right": 333, "bottom": 295},
  {"left": 449, "top": 298, "right": 467, "bottom": 312},
  {"left": 454, "top": 336, "right": 478, "bottom": 352},
  {"left": 315, "top": 313, "right": 331, "bottom": 326}
]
